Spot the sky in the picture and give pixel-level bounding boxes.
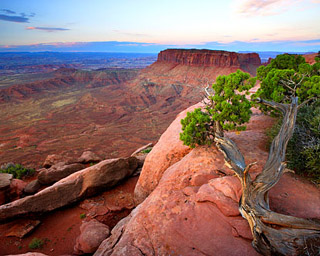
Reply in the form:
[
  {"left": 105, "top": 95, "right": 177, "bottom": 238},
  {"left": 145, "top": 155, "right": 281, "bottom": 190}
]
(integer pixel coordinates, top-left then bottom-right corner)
[{"left": 0, "top": 0, "right": 319, "bottom": 53}]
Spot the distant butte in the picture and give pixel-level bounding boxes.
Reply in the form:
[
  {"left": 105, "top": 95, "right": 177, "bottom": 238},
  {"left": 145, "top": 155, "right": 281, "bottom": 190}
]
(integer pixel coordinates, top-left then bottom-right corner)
[{"left": 157, "top": 49, "right": 261, "bottom": 75}]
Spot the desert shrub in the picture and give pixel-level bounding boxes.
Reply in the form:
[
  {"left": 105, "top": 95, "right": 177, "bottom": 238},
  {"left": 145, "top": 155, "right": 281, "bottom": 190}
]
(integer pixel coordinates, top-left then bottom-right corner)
[
  {"left": 80, "top": 213, "right": 86, "bottom": 219},
  {"left": 267, "top": 100, "right": 320, "bottom": 183},
  {"left": 140, "top": 148, "right": 152, "bottom": 154},
  {"left": 28, "top": 238, "right": 44, "bottom": 249},
  {"left": 0, "top": 163, "right": 35, "bottom": 179}
]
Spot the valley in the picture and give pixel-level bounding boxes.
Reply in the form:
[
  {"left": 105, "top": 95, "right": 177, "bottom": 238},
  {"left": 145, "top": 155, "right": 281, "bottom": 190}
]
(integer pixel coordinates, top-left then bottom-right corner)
[{"left": 0, "top": 49, "right": 261, "bottom": 168}]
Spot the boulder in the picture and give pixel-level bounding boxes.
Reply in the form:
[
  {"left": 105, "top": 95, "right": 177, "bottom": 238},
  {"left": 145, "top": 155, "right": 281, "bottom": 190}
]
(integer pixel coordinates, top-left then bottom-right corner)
[
  {"left": 78, "top": 151, "right": 102, "bottom": 164},
  {"left": 96, "top": 104, "right": 320, "bottom": 256},
  {"left": 43, "top": 154, "right": 67, "bottom": 168},
  {"left": 0, "top": 173, "right": 13, "bottom": 205},
  {"left": 134, "top": 103, "right": 202, "bottom": 204},
  {"left": 0, "top": 157, "right": 138, "bottom": 222},
  {"left": 0, "top": 173, "right": 13, "bottom": 190},
  {"left": 8, "top": 179, "right": 27, "bottom": 200},
  {"left": 74, "top": 219, "right": 110, "bottom": 254},
  {"left": 38, "top": 162, "right": 85, "bottom": 185},
  {"left": 23, "top": 179, "right": 41, "bottom": 195}
]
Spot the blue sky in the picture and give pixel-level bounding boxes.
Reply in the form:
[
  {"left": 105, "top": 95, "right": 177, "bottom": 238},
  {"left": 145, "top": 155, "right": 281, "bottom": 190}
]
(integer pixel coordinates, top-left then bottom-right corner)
[{"left": 0, "top": 0, "right": 319, "bottom": 52}]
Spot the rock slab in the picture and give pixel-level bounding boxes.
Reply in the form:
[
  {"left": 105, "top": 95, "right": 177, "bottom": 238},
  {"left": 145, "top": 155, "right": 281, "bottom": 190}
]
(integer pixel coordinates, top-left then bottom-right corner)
[
  {"left": 38, "top": 162, "right": 85, "bottom": 185},
  {"left": 0, "top": 157, "right": 138, "bottom": 222}
]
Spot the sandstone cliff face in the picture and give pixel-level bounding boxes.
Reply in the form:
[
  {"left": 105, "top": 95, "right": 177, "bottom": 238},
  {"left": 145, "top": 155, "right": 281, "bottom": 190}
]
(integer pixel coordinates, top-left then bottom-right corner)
[{"left": 157, "top": 49, "right": 261, "bottom": 74}]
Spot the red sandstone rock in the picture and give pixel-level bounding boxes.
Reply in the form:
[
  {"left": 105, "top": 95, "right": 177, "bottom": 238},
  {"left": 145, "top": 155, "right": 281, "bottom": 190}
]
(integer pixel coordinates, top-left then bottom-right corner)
[
  {"left": 38, "top": 162, "right": 85, "bottom": 185},
  {"left": 0, "top": 173, "right": 13, "bottom": 190},
  {"left": 133, "top": 103, "right": 203, "bottom": 204},
  {"left": 0, "top": 157, "right": 138, "bottom": 221},
  {"left": 78, "top": 151, "right": 102, "bottom": 164},
  {"left": 2, "top": 219, "right": 41, "bottom": 238},
  {"left": 9, "top": 179, "right": 27, "bottom": 200},
  {"left": 158, "top": 49, "right": 261, "bottom": 68},
  {"left": 303, "top": 52, "right": 318, "bottom": 65},
  {"left": 96, "top": 103, "right": 320, "bottom": 256},
  {"left": 74, "top": 219, "right": 110, "bottom": 254},
  {"left": 7, "top": 253, "right": 48, "bottom": 256},
  {"left": 23, "top": 179, "right": 41, "bottom": 195},
  {"left": 157, "top": 49, "right": 261, "bottom": 75},
  {"left": 43, "top": 154, "right": 67, "bottom": 168}
]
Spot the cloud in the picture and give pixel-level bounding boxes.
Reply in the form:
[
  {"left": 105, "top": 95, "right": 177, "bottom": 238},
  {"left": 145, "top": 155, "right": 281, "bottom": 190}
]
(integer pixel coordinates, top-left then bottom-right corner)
[
  {"left": 0, "top": 10, "right": 36, "bottom": 23},
  {"left": 26, "top": 27, "right": 70, "bottom": 32},
  {"left": 1, "top": 9, "right": 16, "bottom": 14},
  {"left": 235, "top": 0, "right": 303, "bottom": 16},
  {"left": 0, "top": 14, "right": 30, "bottom": 23}
]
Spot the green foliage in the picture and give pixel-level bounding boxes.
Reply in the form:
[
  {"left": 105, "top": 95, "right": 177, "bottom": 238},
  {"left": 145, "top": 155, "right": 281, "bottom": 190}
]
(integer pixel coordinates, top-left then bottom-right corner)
[
  {"left": 254, "top": 54, "right": 320, "bottom": 114},
  {"left": 180, "top": 108, "right": 213, "bottom": 148},
  {"left": 0, "top": 163, "right": 35, "bottom": 179},
  {"left": 180, "top": 70, "right": 255, "bottom": 148},
  {"left": 80, "top": 213, "right": 86, "bottom": 219},
  {"left": 141, "top": 148, "right": 152, "bottom": 154},
  {"left": 209, "top": 70, "right": 256, "bottom": 131},
  {"left": 267, "top": 101, "right": 320, "bottom": 183},
  {"left": 28, "top": 238, "right": 44, "bottom": 249}
]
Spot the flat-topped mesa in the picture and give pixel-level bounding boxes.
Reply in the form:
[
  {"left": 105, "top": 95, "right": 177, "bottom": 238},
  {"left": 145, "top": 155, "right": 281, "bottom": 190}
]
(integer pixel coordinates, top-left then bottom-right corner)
[{"left": 157, "top": 49, "right": 261, "bottom": 71}]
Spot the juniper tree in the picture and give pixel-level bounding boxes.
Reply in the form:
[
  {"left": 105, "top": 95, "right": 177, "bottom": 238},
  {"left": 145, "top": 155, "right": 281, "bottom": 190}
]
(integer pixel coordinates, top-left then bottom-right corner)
[{"left": 180, "top": 54, "right": 320, "bottom": 256}]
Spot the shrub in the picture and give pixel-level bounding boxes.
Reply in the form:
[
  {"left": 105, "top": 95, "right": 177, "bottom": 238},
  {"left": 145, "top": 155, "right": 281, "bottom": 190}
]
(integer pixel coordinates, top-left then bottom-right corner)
[
  {"left": 0, "top": 163, "right": 35, "bottom": 179},
  {"left": 28, "top": 238, "right": 44, "bottom": 249},
  {"left": 141, "top": 148, "right": 152, "bottom": 154},
  {"left": 80, "top": 213, "right": 86, "bottom": 219}
]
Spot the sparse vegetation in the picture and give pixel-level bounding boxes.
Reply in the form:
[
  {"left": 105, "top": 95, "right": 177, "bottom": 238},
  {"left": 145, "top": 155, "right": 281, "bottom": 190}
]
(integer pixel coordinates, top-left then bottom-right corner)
[
  {"left": 0, "top": 163, "right": 35, "bottom": 179},
  {"left": 28, "top": 238, "right": 44, "bottom": 249},
  {"left": 141, "top": 148, "right": 152, "bottom": 154},
  {"left": 80, "top": 213, "right": 86, "bottom": 219}
]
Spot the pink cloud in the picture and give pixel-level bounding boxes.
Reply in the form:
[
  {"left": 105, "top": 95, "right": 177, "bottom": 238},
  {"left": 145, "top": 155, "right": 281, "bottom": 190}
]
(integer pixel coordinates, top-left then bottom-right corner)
[
  {"left": 26, "top": 26, "right": 69, "bottom": 32},
  {"left": 235, "top": 0, "right": 303, "bottom": 16}
]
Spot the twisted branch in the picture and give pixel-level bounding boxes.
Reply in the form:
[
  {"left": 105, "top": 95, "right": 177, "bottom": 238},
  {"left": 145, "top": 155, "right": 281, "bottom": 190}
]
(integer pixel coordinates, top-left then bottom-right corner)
[{"left": 214, "top": 96, "right": 320, "bottom": 255}]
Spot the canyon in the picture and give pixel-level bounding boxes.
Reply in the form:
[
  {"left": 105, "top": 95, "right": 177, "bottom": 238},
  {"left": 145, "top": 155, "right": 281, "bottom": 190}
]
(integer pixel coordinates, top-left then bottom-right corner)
[
  {"left": 0, "top": 49, "right": 261, "bottom": 168},
  {"left": 1, "top": 50, "right": 318, "bottom": 255}
]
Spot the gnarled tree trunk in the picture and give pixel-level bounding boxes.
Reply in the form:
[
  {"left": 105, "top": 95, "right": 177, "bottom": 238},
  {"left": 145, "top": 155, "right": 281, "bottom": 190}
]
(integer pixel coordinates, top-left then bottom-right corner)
[{"left": 214, "top": 97, "right": 320, "bottom": 255}]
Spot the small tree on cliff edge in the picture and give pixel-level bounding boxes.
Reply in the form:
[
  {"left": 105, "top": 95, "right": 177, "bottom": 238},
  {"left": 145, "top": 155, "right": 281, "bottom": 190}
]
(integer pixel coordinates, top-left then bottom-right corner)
[
  {"left": 180, "top": 54, "right": 320, "bottom": 256},
  {"left": 180, "top": 70, "right": 256, "bottom": 148}
]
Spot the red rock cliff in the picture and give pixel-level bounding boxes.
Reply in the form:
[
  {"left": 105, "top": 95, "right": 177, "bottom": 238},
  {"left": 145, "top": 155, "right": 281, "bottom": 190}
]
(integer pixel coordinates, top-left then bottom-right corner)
[{"left": 157, "top": 49, "right": 261, "bottom": 69}]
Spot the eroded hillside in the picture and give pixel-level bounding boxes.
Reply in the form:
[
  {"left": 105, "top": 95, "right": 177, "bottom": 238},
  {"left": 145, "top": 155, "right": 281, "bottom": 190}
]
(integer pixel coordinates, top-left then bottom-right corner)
[{"left": 0, "top": 49, "right": 261, "bottom": 168}]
